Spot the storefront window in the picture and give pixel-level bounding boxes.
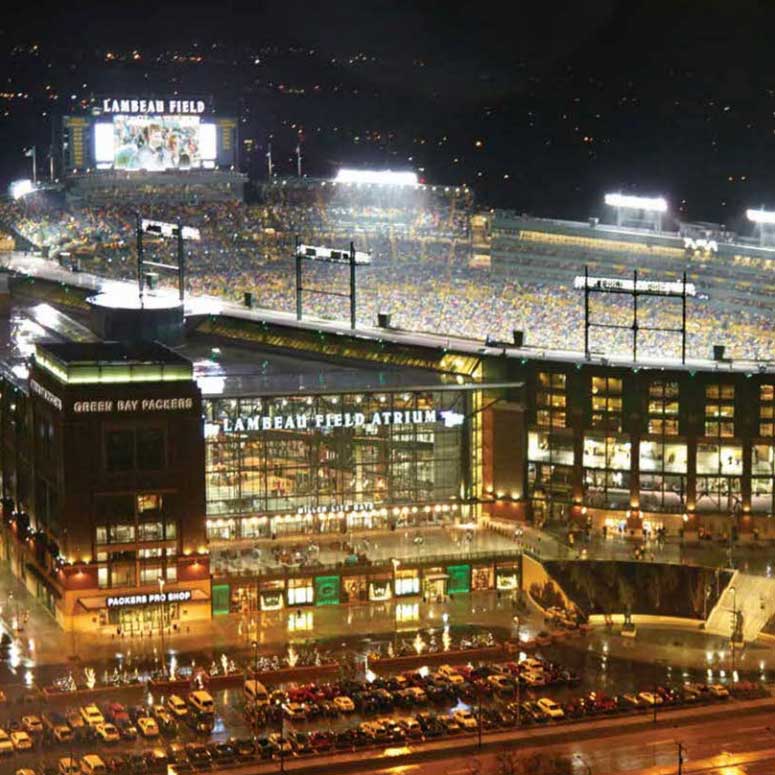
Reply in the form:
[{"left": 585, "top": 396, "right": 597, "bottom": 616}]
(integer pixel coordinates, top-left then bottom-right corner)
[
  {"left": 287, "top": 578, "right": 313, "bottom": 606},
  {"left": 395, "top": 574, "right": 420, "bottom": 596}
]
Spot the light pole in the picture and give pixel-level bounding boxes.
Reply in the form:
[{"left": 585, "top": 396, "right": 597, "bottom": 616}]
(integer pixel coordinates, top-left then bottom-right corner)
[
  {"left": 157, "top": 577, "right": 166, "bottom": 678},
  {"left": 730, "top": 586, "right": 737, "bottom": 676},
  {"left": 252, "top": 640, "right": 259, "bottom": 740},
  {"left": 513, "top": 616, "right": 521, "bottom": 728}
]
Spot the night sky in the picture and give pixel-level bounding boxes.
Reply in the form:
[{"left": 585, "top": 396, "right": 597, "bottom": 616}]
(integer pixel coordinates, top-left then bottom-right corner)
[{"left": 1, "top": 0, "right": 773, "bottom": 225}]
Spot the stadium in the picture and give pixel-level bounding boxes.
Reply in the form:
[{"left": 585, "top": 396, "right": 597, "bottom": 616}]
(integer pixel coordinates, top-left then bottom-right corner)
[{"left": 1, "top": 92, "right": 775, "bottom": 635}]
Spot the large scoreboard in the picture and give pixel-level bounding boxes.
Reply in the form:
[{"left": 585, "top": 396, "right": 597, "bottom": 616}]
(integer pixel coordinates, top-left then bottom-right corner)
[{"left": 62, "top": 96, "right": 238, "bottom": 174}]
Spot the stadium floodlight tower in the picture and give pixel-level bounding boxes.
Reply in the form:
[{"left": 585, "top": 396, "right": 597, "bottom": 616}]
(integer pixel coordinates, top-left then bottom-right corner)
[
  {"left": 136, "top": 215, "right": 201, "bottom": 302},
  {"left": 604, "top": 192, "right": 668, "bottom": 232},
  {"left": 294, "top": 240, "right": 371, "bottom": 329},
  {"left": 746, "top": 207, "right": 775, "bottom": 247},
  {"left": 335, "top": 169, "right": 419, "bottom": 186}
]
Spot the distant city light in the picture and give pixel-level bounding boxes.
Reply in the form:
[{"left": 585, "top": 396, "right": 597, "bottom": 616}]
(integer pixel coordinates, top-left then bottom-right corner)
[
  {"left": 9, "top": 179, "right": 34, "bottom": 200},
  {"left": 604, "top": 193, "right": 668, "bottom": 212},
  {"left": 746, "top": 208, "right": 775, "bottom": 224},
  {"left": 335, "top": 168, "right": 418, "bottom": 186}
]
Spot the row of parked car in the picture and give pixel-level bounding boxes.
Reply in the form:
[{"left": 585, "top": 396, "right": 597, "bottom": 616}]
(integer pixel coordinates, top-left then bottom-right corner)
[{"left": 246, "top": 656, "right": 580, "bottom": 725}]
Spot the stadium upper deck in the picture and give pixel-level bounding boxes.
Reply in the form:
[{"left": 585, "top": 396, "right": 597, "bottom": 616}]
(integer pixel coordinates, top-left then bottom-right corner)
[
  {"left": 3, "top": 252, "right": 774, "bottom": 376},
  {"left": 1, "top": 179, "right": 775, "bottom": 361}
]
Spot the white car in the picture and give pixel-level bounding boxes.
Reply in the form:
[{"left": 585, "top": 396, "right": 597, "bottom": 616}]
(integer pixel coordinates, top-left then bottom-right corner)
[
  {"left": 637, "top": 692, "right": 663, "bottom": 706},
  {"left": 537, "top": 698, "right": 565, "bottom": 719},
  {"left": 79, "top": 704, "right": 104, "bottom": 727},
  {"left": 487, "top": 674, "right": 515, "bottom": 692},
  {"left": 95, "top": 722, "right": 120, "bottom": 743},
  {"left": 522, "top": 671, "right": 546, "bottom": 687},
  {"left": 21, "top": 715, "right": 43, "bottom": 734},
  {"left": 708, "top": 684, "right": 730, "bottom": 698},
  {"left": 333, "top": 695, "right": 355, "bottom": 713},
  {"left": 452, "top": 710, "right": 478, "bottom": 730},
  {"left": 167, "top": 694, "right": 188, "bottom": 718},
  {"left": 437, "top": 665, "right": 465, "bottom": 685},
  {"left": 0, "top": 729, "right": 12, "bottom": 755},
  {"left": 137, "top": 716, "right": 159, "bottom": 738},
  {"left": 10, "top": 730, "right": 32, "bottom": 751},
  {"left": 57, "top": 758, "right": 80, "bottom": 775}
]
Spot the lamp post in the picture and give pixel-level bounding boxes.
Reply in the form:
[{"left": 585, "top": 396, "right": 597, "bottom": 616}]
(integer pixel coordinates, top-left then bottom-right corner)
[
  {"left": 276, "top": 698, "right": 285, "bottom": 774},
  {"left": 652, "top": 658, "right": 666, "bottom": 724},
  {"left": 514, "top": 617, "right": 521, "bottom": 728},
  {"left": 730, "top": 586, "right": 737, "bottom": 676},
  {"left": 252, "top": 639, "right": 259, "bottom": 739},
  {"left": 157, "top": 577, "right": 166, "bottom": 678}
]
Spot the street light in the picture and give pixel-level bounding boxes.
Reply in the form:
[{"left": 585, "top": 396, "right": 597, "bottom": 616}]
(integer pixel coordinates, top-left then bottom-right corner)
[
  {"left": 157, "top": 577, "right": 166, "bottom": 678},
  {"left": 252, "top": 640, "right": 260, "bottom": 740},
  {"left": 729, "top": 586, "right": 737, "bottom": 675}
]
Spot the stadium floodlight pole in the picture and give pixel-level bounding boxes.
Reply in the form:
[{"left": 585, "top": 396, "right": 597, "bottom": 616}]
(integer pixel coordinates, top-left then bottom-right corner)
[
  {"left": 266, "top": 141, "right": 273, "bottom": 179},
  {"left": 584, "top": 265, "right": 590, "bottom": 359},
  {"left": 349, "top": 241, "right": 357, "bottom": 330},
  {"left": 296, "top": 142, "right": 302, "bottom": 178},
  {"left": 177, "top": 221, "right": 186, "bottom": 303},
  {"left": 682, "top": 272, "right": 687, "bottom": 364},
  {"left": 295, "top": 236, "right": 303, "bottom": 321},
  {"left": 633, "top": 269, "right": 639, "bottom": 362},
  {"left": 136, "top": 212, "right": 145, "bottom": 299}
]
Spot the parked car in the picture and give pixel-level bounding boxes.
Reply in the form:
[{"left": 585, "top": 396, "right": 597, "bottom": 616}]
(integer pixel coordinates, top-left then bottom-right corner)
[
  {"left": 333, "top": 695, "right": 355, "bottom": 713},
  {"left": 452, "top": 709, "right": 478, "bottom": 730},
  {"left": 80, "top": 705, "right": 105, "bottom": 728},
  {"left": 184, "top": 743, "right": 212, "bottom": 769},
  {"left": 537, "top": 698, "right": 565, "bottom": 719},
  {"left": 10, "top": 730, "right": 33, "bottom": 751},
  {"left": 136, "top": 717, "right": 159, "bottom": 738},
  {"left": 95, "top": 723, "right": 120, "bottom": 743},
  {"left": 166, "top": 695, "right": 188, "bottom": 719}
]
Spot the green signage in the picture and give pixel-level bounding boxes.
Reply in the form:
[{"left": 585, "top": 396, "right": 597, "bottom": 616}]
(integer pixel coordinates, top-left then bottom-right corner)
[
  {"left": 315, "top": 575, "right": 340, "bottom": 606},
  {"left": 212, "top": 583, "right": 231, "bottom": 616},
  {"left": 446, "top": 564, "right": 471, "bottom": 594}
]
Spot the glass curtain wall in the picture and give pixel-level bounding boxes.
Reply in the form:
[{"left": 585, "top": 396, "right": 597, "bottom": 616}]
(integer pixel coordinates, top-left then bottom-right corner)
[{"left": 204, "top": 390, "right": 465, "bottom": 537}]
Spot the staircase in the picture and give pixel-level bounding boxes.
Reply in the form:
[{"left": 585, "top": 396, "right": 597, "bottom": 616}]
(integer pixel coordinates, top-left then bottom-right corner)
[{"left": 705, "top": 570, "right": 775, "bottom": 643}]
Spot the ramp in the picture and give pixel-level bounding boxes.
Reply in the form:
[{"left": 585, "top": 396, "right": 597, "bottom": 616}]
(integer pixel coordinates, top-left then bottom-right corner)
[{"left": 705, "top": 570, "right": 775, "bottom": 643}]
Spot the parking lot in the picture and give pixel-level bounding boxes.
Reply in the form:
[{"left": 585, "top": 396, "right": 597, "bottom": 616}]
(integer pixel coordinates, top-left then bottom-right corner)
[{"left": 0, "top": 648, "right": 767, "bottom": 774}]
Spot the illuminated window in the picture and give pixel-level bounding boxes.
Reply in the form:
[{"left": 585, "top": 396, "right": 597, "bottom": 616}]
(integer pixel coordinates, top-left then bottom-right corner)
[
  {"left": 760, "top": 385, "right": 775, "bottom": 437},
  {"left": 647, "top": 381, "right": 679, "bottom": 435},
  {"left": 590, "top": 376, "right": 623, "bottom": 432},
  {"left": 705, "top": 384, "right": 735, "bottom": 437},
  {"left": 536, "top": 372, "right": 566, "bottom": 429}
]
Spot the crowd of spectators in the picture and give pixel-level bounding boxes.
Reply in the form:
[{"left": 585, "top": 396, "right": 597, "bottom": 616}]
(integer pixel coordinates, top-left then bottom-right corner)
[{"left": 1, "top": 179, "right": 774, "bottom": 362}]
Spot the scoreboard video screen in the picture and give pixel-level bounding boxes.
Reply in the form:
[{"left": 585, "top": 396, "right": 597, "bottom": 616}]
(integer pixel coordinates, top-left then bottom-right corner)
[{"left": 62, "top": 96, "right": 237, "bottom": 173}]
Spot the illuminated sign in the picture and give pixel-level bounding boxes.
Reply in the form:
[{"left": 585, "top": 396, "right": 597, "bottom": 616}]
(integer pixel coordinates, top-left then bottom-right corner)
[
  {"left": 573, "top": 275, "right": 696, "bottom": 297},
  {"left": 141, "top": 219, "right": 201, "bottom": 241},
  {"left": 106, "top": 589, "right": 192, "bottom": 608},
  {"left": 221, "top": 408, "right": 464, "bottom": 433},
  {"left": 683, "top": 237, "right": 718, "bottom": 253},
  {"left": 73, "top": 397, "right": 194, "bottom": 414},
  {"left": 101, "top": 98, "right": 206, "bottom": 115},
  {"left": 30, "top": 380, "right": 63, "bottom": 411}
]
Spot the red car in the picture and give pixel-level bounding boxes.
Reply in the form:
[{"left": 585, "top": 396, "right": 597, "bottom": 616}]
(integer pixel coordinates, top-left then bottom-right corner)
[
  {"left": 104, "top": 702, "right": 130, "bottom": 724},
  {"left": 309, "top": 731, "right": 333, "bottom": 752}
]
